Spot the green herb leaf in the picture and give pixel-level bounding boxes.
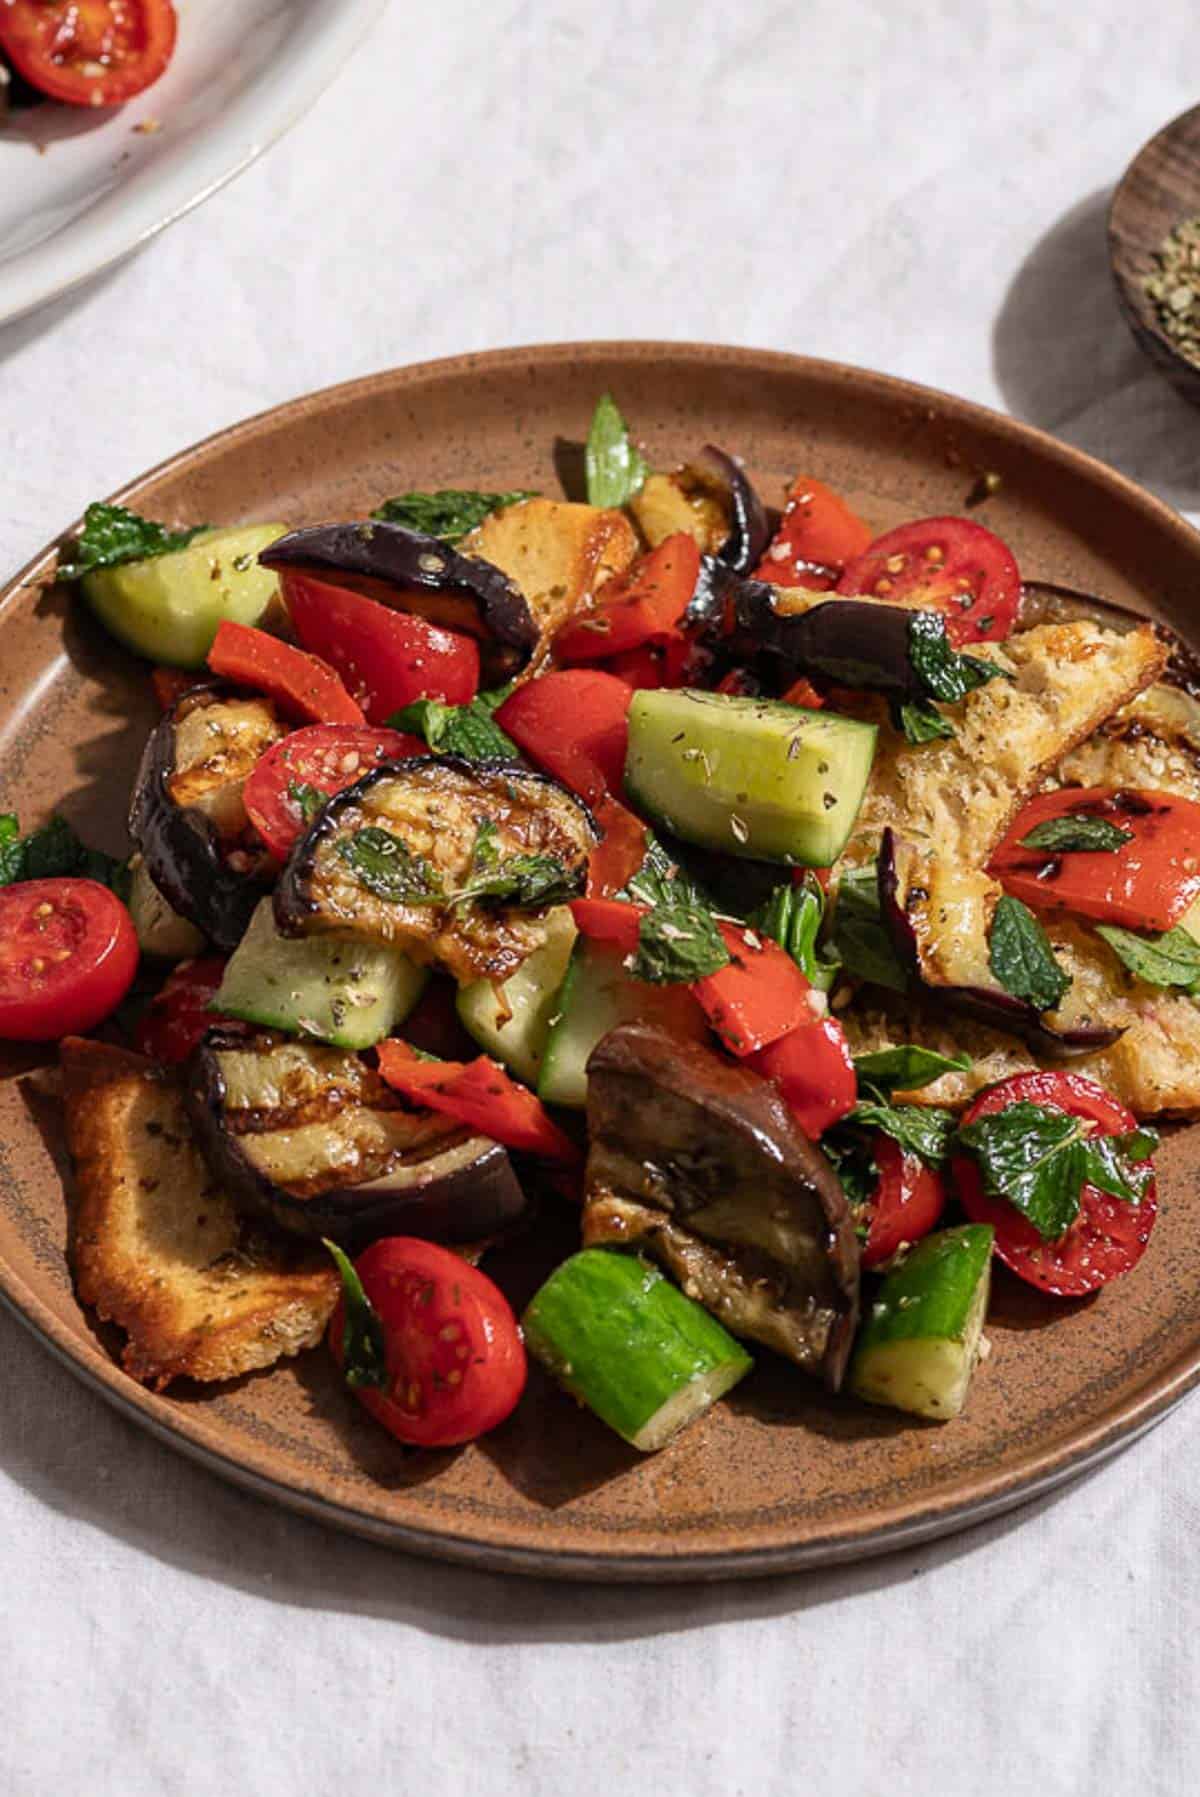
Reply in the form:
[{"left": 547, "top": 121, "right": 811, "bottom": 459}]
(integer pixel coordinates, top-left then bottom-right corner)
[
  {"left": 907, "top": 611, "right": 1003, "bottom": 704},
  {"left": 632, "top": 897, "right": 730, "bottom": 984},
  {"left": 585, "top": 394, "right": 648, "bottom": 508},
  {"left": 829, "top": 864, "right": 910, "bottom": 994},
  {"left": 322, "top": 1240, "right": 388, "bottom": 1390},
  {"left": 451, "top": 851, "right": 580, "bottom": 911},
  {"left": 955, "top": 1102, "right": 1088, "bottom": 1239},
  {"left": 989, "top": 894, "right": 1071, "bottom": 1012},
  {"left": 387, "top": 696, "right": 519, "bottom": 762},
  {"left": 1018, "top": 815, "right": 1134, "bottom": 854},
  {"left": 336, "top": 826, "right": 444, "bottom": 904},
  {"left": 750, "top": 873, "right": 841, "bottom": 992},
  {"left": 0, "top": 812, "right": 129, "bottom": 897},
  {"left": 821, "top": 1133, "right": 881, "bottom": 1212},
  {"left": 475, "top": 682, "right": 516, "bottom": 715},
  {"left": 287, "top": 781, "right": 326, "bottom": 826},
  {"left": 852, "top": 1045, "right": 972, "bottom": 1094},
  {"left": 58, "top": 502, "right": 207, "bottom": 582},
  {"left": 371, "top": 489, "right": 537, "bottom": 545},
  {"left": 849, "top": 1101, "right": 957, "bottom": 1168},
  {"left": 897, "top": 699, "right": 956, "bottom": 744},
  {"left": 1079, "top": 1129, "right": 1158, "bottom": 1204},
  {"left": 622, "top": 833, "right": 708, "bottom": 911},
  {"left": 1095, "top": 922, "right": 1200, "bottom": 991}
]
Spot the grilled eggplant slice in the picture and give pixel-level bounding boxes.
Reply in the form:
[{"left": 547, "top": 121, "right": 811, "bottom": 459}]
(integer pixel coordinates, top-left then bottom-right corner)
[
  {"left": 274, "top": 755, "right": 596, "bottom": 984},
  {"left": 582, "top": 1022, "right": 860, "bottom": 1388},
  {"left": 259, "top": 521, "right": 538, "bottom": 681},
  {"left": 129, "top": 685, "right": 284, "bottom": 952},
  {"left": 186, "top": 1032, "right": 529, "bottom": 1247}
]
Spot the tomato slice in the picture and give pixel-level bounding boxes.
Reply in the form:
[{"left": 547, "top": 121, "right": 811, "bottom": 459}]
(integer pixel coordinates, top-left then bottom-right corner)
[
  {"left": 377, "top": 1041, "right": 579, "bottom": 1163},
  {"left": 495, "top": 669, "right": 633, "bottom": 807},
  {"left": 554, "top": 535, "right": 701, "bottom": 662},
  {"left": 330, "top": 1237, "right": 526, "bottom": 1448},
  {"left": 207, "top": 621, "right": 365, "bottom": 727},
  {"left": 753, "top": 476, "right": 872, "bottom": 588},
  {"left": 988, "top": 786, "right": 1200, "bottom": 933},
  {"left": 859, "top": 1135, "right": 947, "bottom": 1269},
  {"left": 836, "top": 517, "right": 1020, "bottom": 645},
  {"left": 242, "top": 723, "right": 424, "bottom": 860},
  {"left": 0, "top": 879, "right": 137, "bottom": 1041},
  {"left": 749, "top": 1014, "right": 856, "bottom": 1138},
  {"left": 0, "top": 0, "right": 177, "bottom": 107},
  {"left": 281, "top": 572, "right": 479, "bottom": 724},
  {"left": 953, "top": 1070, "right": 1157, "bottom": 1297},
  {"left": 134, "top": 956, "right": 231, "bottom": 1065}
]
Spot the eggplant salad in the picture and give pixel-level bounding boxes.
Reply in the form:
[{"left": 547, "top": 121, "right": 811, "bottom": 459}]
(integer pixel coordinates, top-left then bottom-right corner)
[{"left": 4, "top": 391, "right": 1197, "bottom": 1455}]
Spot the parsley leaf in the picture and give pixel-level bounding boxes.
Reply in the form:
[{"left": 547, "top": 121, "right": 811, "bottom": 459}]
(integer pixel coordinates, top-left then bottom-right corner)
[
  {"left": 989, "top": 894, "right": 1071, "bottom": 1011},
  {"left": 830, "top": 864, "right": 910, "bottom": 993},
  {"left": 897, "top": 699, "right": 956, "bottom": 744},
  {"left": 1018, "top": 814, "right": 1134, "bottom": 854},
  {"left": 954, "top": 1103, "right": 1157, "bottom": 1241},
  {"left": 750, "top": 873, "right": 840, "bottom": 992},
  {"left": 388, "top": 696, "right": 519, "bottom": 762},
  {"left": 371, "top": 490, "right": 536, "bottom": 545},
  {"left": 585, "top": 394, "right": 648, "bottom": 508},
  {"left": 336, "top": 827, "right": 444, "bottom": 904},
  {"left": 0, "top": 812, "right": 129, "bottom": 897},
  {"left": 852, "top": 1045, "right": 972, "bottom": 1093},
  {"left": 287, "top": 782, "right": 326, "bottom": 826},
  {"left": 58, "top": 502, "right": 207, "bottom": 582},
  {"left": 907, "top": 611, "right": 1003, "bottom": 704},
  {"left": 632, "top": 897, "right": 730, "bottom": 984},
  {"left": 323, "top": 1240, "right": 388, "bottom": 1390},
  {"left": 1096, "top": 922, "right": 1200, "bottom": 991},
  {"left": 848, "top": 1101, "right": 957, "bottom": 1168}
]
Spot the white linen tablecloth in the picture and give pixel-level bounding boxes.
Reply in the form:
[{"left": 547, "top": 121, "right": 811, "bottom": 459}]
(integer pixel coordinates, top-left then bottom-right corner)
[{"left": 3, "top": 5, "right": 1199, "bottom": 1792}]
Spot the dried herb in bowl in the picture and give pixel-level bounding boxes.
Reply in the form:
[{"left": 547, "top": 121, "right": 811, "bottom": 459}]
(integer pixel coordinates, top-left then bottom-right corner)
[{"left": 1143, "top": 214, "right": 1200, "bottom": 366}]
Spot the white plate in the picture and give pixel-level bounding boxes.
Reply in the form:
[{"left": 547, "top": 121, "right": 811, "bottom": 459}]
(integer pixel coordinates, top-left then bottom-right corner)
[{"left": 0, "top": 0, "right": 386, "bottom": 327}]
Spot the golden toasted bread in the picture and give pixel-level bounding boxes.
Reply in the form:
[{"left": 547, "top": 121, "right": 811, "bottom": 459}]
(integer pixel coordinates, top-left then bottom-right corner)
[
  {"left": 463, "top": 497, "right": 638, "bottom": 667},
  {"left": 60, "top": 1038, "right": 338, "bottom": 1390}
]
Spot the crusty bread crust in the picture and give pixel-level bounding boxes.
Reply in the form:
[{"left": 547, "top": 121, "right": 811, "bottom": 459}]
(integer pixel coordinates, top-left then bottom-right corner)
[{"left": 61, "top": 1038, "right": 337, "bottom": 1390}]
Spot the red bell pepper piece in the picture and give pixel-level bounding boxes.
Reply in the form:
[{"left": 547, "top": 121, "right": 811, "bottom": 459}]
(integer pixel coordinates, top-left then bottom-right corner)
[
  {"left": 569, "top": 895, "right": 645, "bottom": 955},
  {"left": 377, "top": 1041, "right": 579, "bottom": 1163},
  {"left": 693, "top": 921, "right": 817, "bottom": 1057},
  {"left": 586, "top": 798, "right": 648, "bottom": 898},
  {"left": 207, "top": 620, "right": 365, "bottom": 725},
  {"left": 496, "top": 669, "right": 633, "bottom": 807},
  {"left": 750, "top": 1014, "right": 856, "bottom": 1138},
  {"left": 753, "top": 475, "right": 872, "bottom": 588},
  {"left": 554, "top": 535, "right": 701, "bottom": 663},
  {"left": 780, "top": 676, "right": 825, "bottom": 709}
]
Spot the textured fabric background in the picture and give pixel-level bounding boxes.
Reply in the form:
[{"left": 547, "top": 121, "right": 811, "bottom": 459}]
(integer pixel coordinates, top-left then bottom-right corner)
[{"left": 2, "top": 4, "right": 1198, "bottom": 1793}]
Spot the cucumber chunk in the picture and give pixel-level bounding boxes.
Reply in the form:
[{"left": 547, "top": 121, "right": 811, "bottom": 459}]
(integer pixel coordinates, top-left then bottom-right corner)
[
  {"left": 537, "top": 937, "right": 705, "bottom": 1110},
  {"left": 215, "top": 898, "right": 427, "bottom": 1050},
  {"left": 523, "top": 1248, "right": 753, "bottom": 1451},
  {"left": 455, "top": 906, "right": 577, "bottom": 1084},
  {"left": 850, "top": 1224, "right": 994, "bottom": 1422},
  {"left": 81, "top": 523, "right": 286, "bottom": 669},
  {"left": 625, "top": 688, "right": 876, "bottom": 866}
]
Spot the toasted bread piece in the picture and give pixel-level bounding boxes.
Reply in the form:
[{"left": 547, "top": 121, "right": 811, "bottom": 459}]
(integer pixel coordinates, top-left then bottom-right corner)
[
  {"left": 1054, "top": 680, "right": 1200, "bottom": 802},
  {"left": 463, "top": 498, "right": 638, "bottom": 667},
  {"left": 61, "top": 1038, "right": 338, "bottom": 1390}
]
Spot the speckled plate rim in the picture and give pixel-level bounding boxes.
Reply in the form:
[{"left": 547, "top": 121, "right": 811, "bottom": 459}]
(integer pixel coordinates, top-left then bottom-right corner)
[{"left": 4, "top": 340, "right": 1200, "bottom": 1583}]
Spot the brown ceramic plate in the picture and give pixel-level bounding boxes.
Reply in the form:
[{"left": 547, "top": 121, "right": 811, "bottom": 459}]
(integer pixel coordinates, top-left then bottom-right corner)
[{"left": 3, "top": 342, "right": 1200, "bottom": 1582}]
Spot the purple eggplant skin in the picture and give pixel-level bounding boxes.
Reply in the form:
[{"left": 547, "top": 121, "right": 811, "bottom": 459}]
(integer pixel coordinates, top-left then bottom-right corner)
[
  {"left": 876, "top": 829, "right": 1126, "bottom": 1058},
  {"left": 128, "top": 688, "right": 271, "bottom": 955},
  {"left": 732, "top": 589, "right": 928, "bottom": 698},
  {"left": 185, "top": 1034, "right": 530, "bottom": 1250},
  {"left": 1020, "top": 580, "right": 1200, "bottom": 698},
  {"left": 259, "top": 521, "right": 538, "bottom": 678},
  {"left": 692, "top": 445, "right": 770, "bottom": 576}
]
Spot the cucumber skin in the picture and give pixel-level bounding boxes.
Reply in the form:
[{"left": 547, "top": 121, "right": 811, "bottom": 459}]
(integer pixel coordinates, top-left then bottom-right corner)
[
  {"left": 850, "top": 1225, "right": 994, "bottom": 1422},
  {"left": 624, "top": 688, "right": 877, "bottom": 867},
  {"left": 456, "top": 906, "right": 577, "bottom": 1084},
  {"left": 523, "top": 1249, "right": 753, "bottom": 1451},
  {"left": 81, "top": 523, "right": 286, "bottom": 669},
  {"left": 537, "top": 937, "right": 704, "bottom": 1109}
]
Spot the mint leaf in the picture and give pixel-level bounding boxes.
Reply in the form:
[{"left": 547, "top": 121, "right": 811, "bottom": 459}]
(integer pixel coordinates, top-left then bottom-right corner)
[
  {"left": 632, "top": 894, "right": 729, "bottom": 984},
  {"left": 750, "top": 873, "right": 840, "bottom": 992},
  {"left": 0, "top": 812, "right": 128, "bottom": 896},
  {"left": 451, "top": 852, "right": 579, "bottom": 911},
  {"left": 853, "top": 1045, "right": 972, "bottom": 1094},
  {"left": 288, "top": 781, "right": 326, "bottom": 826},
  {"left": 955, "top": 1102, "right": 1087, "bottom": 1239},
  {"left": 622, "top": 833, "right": 709, "bottom": 911},
  {"left": 989, "top": 894, "right": 1071, "bottom": 1011},
  {"left": 1079, "top": 1128, "right": 1158, "bottom": 1204},
  {"left": 371, "top": 490, "right": 537, "bottom": 545},
  {"left": 323, "top": 1240, "right": 388, "bottom": 1390},
  {"left": 388, "top": 696, "right": 518, "bottom": 762},
  {"left": 585, "top": 394, "right": 648, "bottom": 508},
  {"left": 898, "top": 699, "right": 955, "bottom": 744},
  {"left": 848, "top": 1101, "right": 956, "bottom": 1168},
  {"left": 830, "top": 864, "right": 909, "bottom": 994},
  {"left": 59, "top": 502, "right": 207, "bottom": 582},
  {"left": 336, "top": 827, "right": 443, "bottom": 904},
  {"left": 1096, "top": 922, "right": 1200, "bottom": 991},
  {"left": 907, "top": 611, "right": 1002, "bottom": 704},
  {"left": 1019, "top": 815, "right": 1134, "bottom": 854}
]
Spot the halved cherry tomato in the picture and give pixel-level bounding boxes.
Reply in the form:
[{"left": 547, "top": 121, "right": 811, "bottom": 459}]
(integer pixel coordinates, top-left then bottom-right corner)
[
  {"left": 858, "top": 1135, "right": 947, "bottom": 1268},
  {"left": 151, "top": 666, "right": 196, "bottom": 711},
  {"left": 496, "top": 669, "right": 632, "bottom": 807},
  {"left": 988, "top": 786, "right": 1200, "bottom": 933},
  {"left": 586, "top": 798, "right": 647, "bottom": 898},
  {"left": 0, "top": 879, "right": 137, "bottom": 1041},
  {"left": 0, "top": 0, "right": 177, "bottom": 108},
  {"left": 243, "top": 724, "right": 424, "bottom": 861},
  {"left": 953, "top": 1070, "right": 1157, "bottom": 1297},
  {"left": 377, "top": 1041, "right": 579, "bottom": 1163},
  {"left": 749, "top": 1014, "right": 856, "bottom": 1137},
  {"left": 207, "top": 621, "right": 364, "bottom": 727},
  {"left": 554, "top": 535, "right": 701, "bottom": 662},
  {"left": 837, "top": 517, "right": 1020, "bottom": 645},
  {"left": 134, "top": 956, "right": 230, "bottom": 1065},
  {"left": 330, "top": 1237, "right": 526, "bottom": 1448},
  {"left": 753, "top": 476, "right": 872, "bottom": 588},
  {"left": 281, "top": 572, "right": 479, "bottom": 724},
  {"left": 693, "top": 921, "right": 818, "bottom": 1057}
]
